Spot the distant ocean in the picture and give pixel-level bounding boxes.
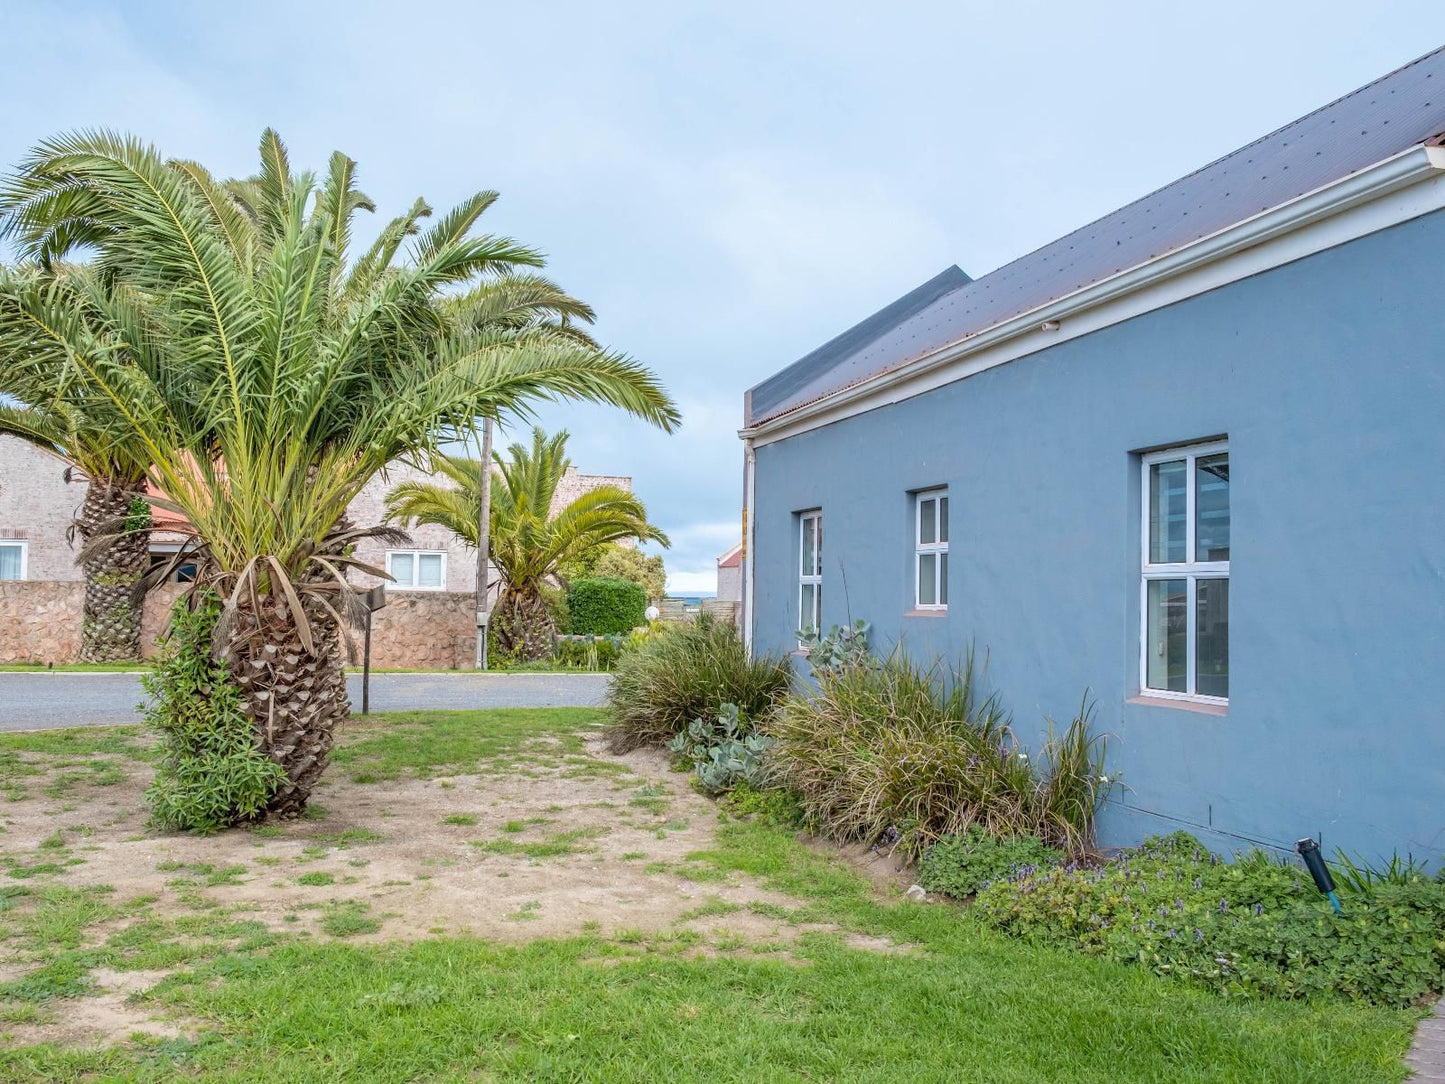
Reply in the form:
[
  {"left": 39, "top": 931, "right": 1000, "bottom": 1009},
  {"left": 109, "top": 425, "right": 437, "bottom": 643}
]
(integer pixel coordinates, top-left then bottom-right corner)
[{"left": 672, "top": 595, "right": 716, "bottom": 606}]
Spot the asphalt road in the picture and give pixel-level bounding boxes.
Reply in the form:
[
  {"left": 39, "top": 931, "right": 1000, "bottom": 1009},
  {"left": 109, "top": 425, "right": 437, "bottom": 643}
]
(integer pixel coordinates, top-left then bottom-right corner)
[{"left": 0, "top": 671, "right": 610, "bottom": 731}]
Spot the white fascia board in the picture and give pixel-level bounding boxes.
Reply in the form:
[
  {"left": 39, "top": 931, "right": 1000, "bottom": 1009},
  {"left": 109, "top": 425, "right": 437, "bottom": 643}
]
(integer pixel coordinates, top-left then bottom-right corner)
[{"left": 741, "top": 145, "right": 1445, "bottom": 447}]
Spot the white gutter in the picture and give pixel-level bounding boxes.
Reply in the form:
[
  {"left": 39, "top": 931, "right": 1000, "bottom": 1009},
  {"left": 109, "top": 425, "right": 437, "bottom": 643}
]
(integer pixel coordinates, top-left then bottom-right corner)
[{"left": 740, "top": 144, "right": 1445, "bottom": 445}]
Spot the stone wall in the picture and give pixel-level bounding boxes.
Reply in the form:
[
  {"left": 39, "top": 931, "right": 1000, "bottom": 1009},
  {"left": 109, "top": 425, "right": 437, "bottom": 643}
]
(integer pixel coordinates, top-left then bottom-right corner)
[
  {"left": 364, "top": 591, "right": 477, "bottom": 670},
  {"left": 0, "top": 435, "right": 88, "bottom": 583},
  {"left": 0, "top": 581, "right": 84, "bottom": 663},
  {"left": 0, "top": 579, "right": 478, "bottom": 671}
]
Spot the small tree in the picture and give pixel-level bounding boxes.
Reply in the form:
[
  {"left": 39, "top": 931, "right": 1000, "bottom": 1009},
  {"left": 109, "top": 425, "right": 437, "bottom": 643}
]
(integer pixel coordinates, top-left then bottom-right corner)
[
  {"left": 386, "top": 427, "right": 669, "bottom": 659},
  {"left": 592, "top": 544, "right": 666, "bottom": 600}
]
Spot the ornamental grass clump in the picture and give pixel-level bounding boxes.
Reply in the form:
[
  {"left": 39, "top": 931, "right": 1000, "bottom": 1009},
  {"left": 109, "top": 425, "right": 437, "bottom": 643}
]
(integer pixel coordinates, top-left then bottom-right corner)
[
  {"left": 764, "top": 648, "right": 1107, "bottom": 858},
  {"left": 974, "top": 831, "right": 1445, "bottom": 1007},
  {"left": 602, "top": 615, "right": 790, "bottom": 753}
]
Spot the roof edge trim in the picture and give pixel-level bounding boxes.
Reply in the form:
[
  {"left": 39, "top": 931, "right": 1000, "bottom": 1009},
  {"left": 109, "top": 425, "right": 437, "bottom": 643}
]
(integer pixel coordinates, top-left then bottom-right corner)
[{"left": 741, "top": 144, "right": 1445, "bottom": 443}]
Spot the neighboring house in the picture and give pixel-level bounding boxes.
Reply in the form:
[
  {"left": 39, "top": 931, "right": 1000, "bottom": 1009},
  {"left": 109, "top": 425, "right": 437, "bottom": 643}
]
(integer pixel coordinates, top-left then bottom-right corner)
[
  {"left": 349, "top": 462, "right": 636, "bottom": 599},
  {"left": 716, "top": 541, "right": 742, "bottom": 605},
  {"left": 739, "top": 50, "right": 1445, "bottom": 866},
  {"left": 0, "top": 439, "right": 635, "bottom": 666},
  {"left": 0, "top": 434, "right": 87, "bottom": 582}
]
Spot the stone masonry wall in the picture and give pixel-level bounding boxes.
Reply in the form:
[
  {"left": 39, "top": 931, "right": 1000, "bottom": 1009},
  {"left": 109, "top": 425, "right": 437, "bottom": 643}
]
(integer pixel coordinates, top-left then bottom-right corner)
[
  {"left": 0, "top": 581, "right": 85, "bottom": 663},
  {"left": 0, "top": 579, "right": 474, "bottom": 670},
  {"left": 363, "top": 591, "right": 477, "bottom": 671}
]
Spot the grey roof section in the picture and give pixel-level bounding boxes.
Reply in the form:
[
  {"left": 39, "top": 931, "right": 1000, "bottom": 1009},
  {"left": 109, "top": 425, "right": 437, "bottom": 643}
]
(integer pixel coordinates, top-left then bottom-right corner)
[
  {"left": 746, "top": 265, "right": 971, "bottom": 422},
  {"left": 747, "top": 45, "right": 1445, "bottom": 427}
]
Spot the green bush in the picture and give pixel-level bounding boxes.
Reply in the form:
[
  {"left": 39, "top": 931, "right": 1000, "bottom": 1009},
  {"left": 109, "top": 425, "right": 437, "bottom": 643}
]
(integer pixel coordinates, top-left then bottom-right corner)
[
  {"left": 766, "top": 648, "right": 1108, "bottom": 858},
  {"left": 666, "top": 703, "right": 773, "bottom": 794},
  {"left": 974, "top": 831, "right": 1445, "bottom": 1007},
  {"left": 719, "top": 782, "right": 807, "bottom": 829},
  {"left": 603, "top": 615, "right": 791, "bottom": 753},
  {"left": 552, "top": 634, "right": 624, "bottom": 671},
  {"left": 919, "top": 827, "right": 1062, "bottom": 899},
  {"left": 143, "top": 594, "right": 286, "bottom": 833},
  {"left": 568, "top": 576, "right": 646, "bottom": 635}
]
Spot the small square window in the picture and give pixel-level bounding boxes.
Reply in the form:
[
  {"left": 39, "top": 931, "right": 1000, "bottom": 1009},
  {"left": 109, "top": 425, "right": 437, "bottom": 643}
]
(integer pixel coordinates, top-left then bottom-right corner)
[{"left": 0, "top": 541, "right": 26, "bottom": 581}]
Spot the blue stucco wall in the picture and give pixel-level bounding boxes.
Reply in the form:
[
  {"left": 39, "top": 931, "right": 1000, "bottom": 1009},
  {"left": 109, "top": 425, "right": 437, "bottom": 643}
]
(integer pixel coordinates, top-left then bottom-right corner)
[{"left": 750, "top": 208, "right": 1445, "bottom": 868}]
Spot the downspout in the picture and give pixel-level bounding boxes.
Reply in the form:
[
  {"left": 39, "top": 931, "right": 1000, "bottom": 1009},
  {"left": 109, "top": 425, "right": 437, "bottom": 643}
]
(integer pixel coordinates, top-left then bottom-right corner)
[{"left": 742, "top": 437, "right": 756, "bottom": 656}]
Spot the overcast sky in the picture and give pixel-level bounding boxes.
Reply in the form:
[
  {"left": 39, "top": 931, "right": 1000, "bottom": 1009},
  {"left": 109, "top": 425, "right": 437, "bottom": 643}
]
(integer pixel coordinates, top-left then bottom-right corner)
[{"left": 3, "top": 3, "right": 1442, "bottom": 592}]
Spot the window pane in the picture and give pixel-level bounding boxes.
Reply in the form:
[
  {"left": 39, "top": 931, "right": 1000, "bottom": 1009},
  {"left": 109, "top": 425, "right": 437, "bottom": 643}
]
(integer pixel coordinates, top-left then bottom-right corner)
[
  {"left": 815, "top": 516, "right": 822, "bottom": 570},
  {"left": 800, "top": 584, "right": 816, "bottom": 633},
  {"left": 801, "top": 517, "right": 816, "bottom": 576},
  {"left": 1145, "top": 578, "right": 1187, "bottom": 692},
  {"left": 939, "top": 552, "right": 948, "bottom": 606},
  {"left": 1196, "top": 578, "right": 1229, "bottom": 698},
  {"left": 389, "top": 552, "right": 413, "bottom": 586},
  {"left": 1195, "top": 453, "right": 1230, "bottom": 562},
  {"left": 418, "top": 553, "right": 443, "bottom": 588},
  {"left": 939, "top": 497, "right": 949, "bottom": 544},
  {"left": 0, "top": 545, "right": 20, "bottom": 580},
  {"left": 918, "top": 553, "right": 937, "bottom": 606},
  {"left": 815, "top": 585, "right": 822, "bottom": 630},
  {"left": 919, "top": 498, "right": 936, "bottom": 545},
  {"left": 1149, "top": 460, "right": 1187, "bottom": 563}
]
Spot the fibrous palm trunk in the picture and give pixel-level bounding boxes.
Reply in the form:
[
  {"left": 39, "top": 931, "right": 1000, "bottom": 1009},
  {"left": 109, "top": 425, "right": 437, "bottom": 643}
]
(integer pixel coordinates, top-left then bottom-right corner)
[
  {"left": 223, "top": 593, "right": 349, "bottom": 817},
  {"left": 76, "top": 477, "right": 149, "bottom": 662},
  {"left": 495, "top": 583, "right": 555, "bottom": 661}
]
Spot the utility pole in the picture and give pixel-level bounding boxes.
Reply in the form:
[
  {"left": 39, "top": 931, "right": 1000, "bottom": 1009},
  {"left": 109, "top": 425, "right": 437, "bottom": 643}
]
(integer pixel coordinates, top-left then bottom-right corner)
[{"left": 474, "top": 418, "right": 493, "bottom": 670}]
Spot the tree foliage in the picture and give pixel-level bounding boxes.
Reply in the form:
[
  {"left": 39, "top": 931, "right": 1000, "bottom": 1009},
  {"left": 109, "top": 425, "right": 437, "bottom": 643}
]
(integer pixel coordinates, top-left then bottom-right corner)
[
  {"left": 0, "top": 129, "right": 679, "bottom": 816},
  {"left": 386, "top": 427, "right": 668, "bottom": 658}
]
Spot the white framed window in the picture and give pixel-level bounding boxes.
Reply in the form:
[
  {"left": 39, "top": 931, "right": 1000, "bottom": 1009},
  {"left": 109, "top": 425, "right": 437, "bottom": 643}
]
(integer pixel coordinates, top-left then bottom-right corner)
[
  {"left": 798, "top": 511, "right": 822, "bottom": 635},
  {"left": 914, "top": 490, "right": 949, "bottom": 610},
  {"left": 0, "top": 540, "right": 27, "bottom": 581},
  {"left": 1140, "top": 441, "right": 1229, "bottom": 702},
  {"left": 386, "top": 549, "right": 446, "bottom": 591}
]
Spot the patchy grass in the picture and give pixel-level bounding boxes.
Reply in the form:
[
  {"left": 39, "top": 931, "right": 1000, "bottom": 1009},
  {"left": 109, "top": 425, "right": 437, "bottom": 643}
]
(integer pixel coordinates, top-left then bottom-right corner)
[
  {"left": 0, "top": 712, "right": 1420, "bottom": 1082},
  {"left": 472, "top": 826, "right": 609, "bottom": 860},
  {"left": 440, "top": 814, "right": 478, "bottom": 826},
  {"left": 332, "top": 708, "right": 605, "bottom": 781}
]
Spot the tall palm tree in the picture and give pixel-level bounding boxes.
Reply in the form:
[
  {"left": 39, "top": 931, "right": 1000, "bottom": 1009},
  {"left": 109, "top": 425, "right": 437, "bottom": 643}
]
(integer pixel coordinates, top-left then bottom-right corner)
[
  {"left": 385, "top": 427, "right": 668, "bottom": 659},
  {"left": 0, "top": 284, "right": 153, "bottom": 660},
  {"left": 0, "top": 130, "right": 679, "bottom": 818}
]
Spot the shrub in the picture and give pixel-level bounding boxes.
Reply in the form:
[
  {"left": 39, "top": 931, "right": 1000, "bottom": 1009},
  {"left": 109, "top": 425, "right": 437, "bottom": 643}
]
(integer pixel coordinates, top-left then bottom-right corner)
[
  {"left": 765, "top": 648, "right": 1108, "bottom": 858},
  {"left": 974, "top": 831, "right": 1445, "bottom": 1007},
  {"left": 143, "top": 594, "right": 287, "bottom": 833},
  {"left": 666, "top": 703, "right": 773, "bottom": 793},
  {"left": 719, "top": 782, "right": 807, "bottom": 829},
  {"left": 797, "top": 619, "right": 873, "bottom": 673},
  {"left": 919, "top": 827, "right": 1062, "bottom": 899},
  {"left": 592, "top": 545, "right": 667, "bottom": 600},
  {"left": 568, "top": 576, "right": 647, "bottom": 635},
  {"left": 552, "top": 634, "right": 624, "bottom": 671},
  {"left": 603, "top": 615, "right": 791, "bottom": 753}
]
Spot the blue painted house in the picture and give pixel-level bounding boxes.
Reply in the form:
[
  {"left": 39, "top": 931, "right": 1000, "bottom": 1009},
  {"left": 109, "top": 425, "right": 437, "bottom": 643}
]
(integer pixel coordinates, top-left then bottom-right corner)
[{"left": 739, "top": 49, "right": 1445, "bottom": 866}]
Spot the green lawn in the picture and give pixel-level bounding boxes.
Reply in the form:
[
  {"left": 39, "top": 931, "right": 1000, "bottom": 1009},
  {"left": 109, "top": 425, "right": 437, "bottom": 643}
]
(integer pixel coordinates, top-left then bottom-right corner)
[{"left": 0, "top": 710, "right": 1419, "bottom": 1082}]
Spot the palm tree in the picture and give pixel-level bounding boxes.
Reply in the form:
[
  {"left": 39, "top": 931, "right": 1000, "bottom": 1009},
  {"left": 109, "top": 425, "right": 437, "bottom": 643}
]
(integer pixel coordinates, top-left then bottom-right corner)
[
  {"left": 0, "top": 130, "right": 679, "bottom": 818},
  {"left": 385, "top": 428, "right": 668, "bottom": 659},
  {"left": 0, "top": 279, "right": 153, "bottom": 661}
]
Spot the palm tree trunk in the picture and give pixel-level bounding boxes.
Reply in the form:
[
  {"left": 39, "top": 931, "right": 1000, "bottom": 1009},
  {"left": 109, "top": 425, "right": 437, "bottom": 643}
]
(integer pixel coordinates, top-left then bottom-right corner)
[
  {"left": 76, "top": 477, "right": 149, "bottom": 662},
  {"left": 224, "top": 593, "right": 348, "bottom": 817},
  {"left": 495, "top": 583, "right": 555, "bottom": 661}
]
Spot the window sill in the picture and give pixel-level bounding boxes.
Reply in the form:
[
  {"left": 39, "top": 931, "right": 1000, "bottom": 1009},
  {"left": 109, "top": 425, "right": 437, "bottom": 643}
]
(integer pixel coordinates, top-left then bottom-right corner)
[
  {"left": 903, "top": 609, "right": 948, "bottom": 618},
  {"left": 385, "top": 586, "right": 448, "bottom": 593},
  {"left": 1127, "top": 694, "right": 1227, "bottom": 717}
]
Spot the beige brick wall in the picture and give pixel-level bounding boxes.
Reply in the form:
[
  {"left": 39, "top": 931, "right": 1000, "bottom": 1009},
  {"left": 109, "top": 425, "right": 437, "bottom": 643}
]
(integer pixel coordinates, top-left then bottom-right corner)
[{"left": 0, "top": 435, "right": 87, "bottom": 583}]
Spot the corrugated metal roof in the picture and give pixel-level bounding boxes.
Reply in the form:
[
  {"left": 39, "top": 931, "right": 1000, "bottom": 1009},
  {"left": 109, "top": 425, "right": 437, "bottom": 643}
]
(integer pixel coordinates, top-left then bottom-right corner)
[{"left": 747, "top": 45, "right": 1445, "bottom": 427}]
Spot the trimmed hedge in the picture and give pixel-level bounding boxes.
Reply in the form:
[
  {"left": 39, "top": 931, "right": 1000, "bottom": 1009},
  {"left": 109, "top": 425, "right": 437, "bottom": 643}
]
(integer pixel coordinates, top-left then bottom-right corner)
[{"left": 568, "top": 576, "right": 646, "bottom": 635}]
